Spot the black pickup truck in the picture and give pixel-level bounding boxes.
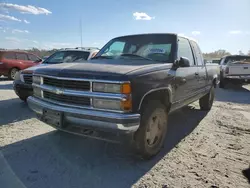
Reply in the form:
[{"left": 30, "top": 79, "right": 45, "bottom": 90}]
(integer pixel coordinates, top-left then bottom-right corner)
[{"left": 27, "top": 33, "right": 219, "bottom": 159}]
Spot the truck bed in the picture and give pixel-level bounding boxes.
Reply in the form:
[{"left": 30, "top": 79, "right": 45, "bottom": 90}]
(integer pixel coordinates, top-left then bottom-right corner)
[{"left": 227, "top": 62, "right": 250, "bottom": 75}]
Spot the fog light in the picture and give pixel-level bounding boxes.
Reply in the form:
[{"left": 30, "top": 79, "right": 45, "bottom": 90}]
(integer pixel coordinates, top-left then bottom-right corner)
[{"left": 93, "top": 98, "right": 121, "bottom": 111}]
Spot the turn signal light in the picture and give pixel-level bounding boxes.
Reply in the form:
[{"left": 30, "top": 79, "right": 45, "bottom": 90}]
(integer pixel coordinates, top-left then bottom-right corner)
[{"left": 121, "top": 83, "right": 131, "bottom": 94}]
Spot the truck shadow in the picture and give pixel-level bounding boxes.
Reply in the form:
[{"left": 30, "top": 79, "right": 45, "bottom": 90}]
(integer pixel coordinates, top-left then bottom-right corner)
[
  {"left": 0, "top": 98, "right": 34, "bottom": 126},
  {"left": 1, "top": 106, "right": 207, "bottom": 188},
  {"left": 215, "top": 84, "right": 250, "bottom": 104}
]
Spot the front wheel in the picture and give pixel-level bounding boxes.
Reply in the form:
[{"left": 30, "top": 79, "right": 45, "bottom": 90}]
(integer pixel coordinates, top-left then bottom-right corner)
[
  {"left": 133, "top": 100, "right": 168, "bottom": 159},
  {"left": 19, "top": 95, "right": 28, "bottom": 102},
  {"left": 199, "top": 86, "right": 214, "bottom": 111}
]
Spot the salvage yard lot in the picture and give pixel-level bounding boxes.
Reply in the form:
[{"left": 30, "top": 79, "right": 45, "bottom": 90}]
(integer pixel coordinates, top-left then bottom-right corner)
[{"left": 0, "top": 79, "right": 250, "bottom": 188}]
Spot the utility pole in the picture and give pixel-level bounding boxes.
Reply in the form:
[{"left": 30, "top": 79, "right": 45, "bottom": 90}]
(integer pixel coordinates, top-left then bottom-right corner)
[{"left": 80, "top": 18, "right": 83, "bottom": 48}]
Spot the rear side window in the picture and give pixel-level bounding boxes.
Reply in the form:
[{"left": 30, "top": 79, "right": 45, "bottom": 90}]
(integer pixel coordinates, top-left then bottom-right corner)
[
  {"left": 4, "top": 52, "right": 16, "bottom": 60},
  {"left": 190, "top": 41, "right": 204, "bottom": 66},
  {"left": 223, "top": 56, "right": 250, "bottom": 65},
  {"left": 28, "top": 54, "right": 40, "bottom": 61},
  {"left": 16, "top": 53, "right": 28, "bottom": 61},
  {"left": 178, "top": 37, "right": 195, "bottom": 66}
]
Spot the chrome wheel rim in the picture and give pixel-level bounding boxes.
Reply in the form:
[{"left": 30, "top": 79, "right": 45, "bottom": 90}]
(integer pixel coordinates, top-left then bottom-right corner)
[
  {"left": 11, "top": 69, "right": 18, "bottom": 79},
  {"left": 146, "top": 109, "right": 166, "bottom": 147}
]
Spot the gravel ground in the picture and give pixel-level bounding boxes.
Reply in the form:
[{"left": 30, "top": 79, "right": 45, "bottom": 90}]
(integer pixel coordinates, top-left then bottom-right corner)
[{"left": 0, "top": 78, "right": 250, "bottom": 188}]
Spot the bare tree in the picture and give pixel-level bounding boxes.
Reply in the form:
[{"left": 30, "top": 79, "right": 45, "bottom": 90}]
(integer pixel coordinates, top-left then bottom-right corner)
[{"left": 203, "top": 49, "right": 231, "bottom": 60}]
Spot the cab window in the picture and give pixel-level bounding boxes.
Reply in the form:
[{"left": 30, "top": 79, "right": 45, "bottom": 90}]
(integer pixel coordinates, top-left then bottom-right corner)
[
  {"left": 190, "top": 41, "right": 204, "bottom": 66},
  {"left": 178, "top": 37, "right": 195, "bottom": 66}
]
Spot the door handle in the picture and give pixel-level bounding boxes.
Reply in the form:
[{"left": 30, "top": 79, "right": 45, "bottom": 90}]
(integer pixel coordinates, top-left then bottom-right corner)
[{"left": 195, "top": 72, "right": 199, "bottom": 76}]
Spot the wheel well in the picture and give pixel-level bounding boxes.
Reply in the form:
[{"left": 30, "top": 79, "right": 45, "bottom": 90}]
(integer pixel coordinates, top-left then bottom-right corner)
[
  {"left": 9, "top": 67, "right": 20, "bottom": 73},
  {"left": 140, "top": 90, "right": 171, "bottom": 112}
]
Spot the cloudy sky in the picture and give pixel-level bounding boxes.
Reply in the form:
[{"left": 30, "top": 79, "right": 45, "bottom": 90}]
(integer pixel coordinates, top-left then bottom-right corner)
[{"left": 0, "top": 0, "right": 250, "bottom": 54}]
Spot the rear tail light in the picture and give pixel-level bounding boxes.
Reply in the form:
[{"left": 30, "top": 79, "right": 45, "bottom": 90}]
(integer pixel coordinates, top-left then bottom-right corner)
[{"left": 225, "top": 67, "right": 229, "bottom": 74}]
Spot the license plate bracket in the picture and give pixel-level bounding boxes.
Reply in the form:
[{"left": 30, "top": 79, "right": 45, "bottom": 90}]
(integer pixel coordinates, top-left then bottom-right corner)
[{"left": 42, "top": 109, "right": 63, "bottom": 128}]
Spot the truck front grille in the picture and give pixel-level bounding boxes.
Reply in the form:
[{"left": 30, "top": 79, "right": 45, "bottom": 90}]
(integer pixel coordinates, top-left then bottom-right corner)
[
  {"left": 43, "top": 91, "right": 91, "bottom": 107},
  {"left": 23, "top": 74, "right": 33, "bottom": 84},
  {"left": 43, "top": 77, "right": 90, "bottom": 91}
]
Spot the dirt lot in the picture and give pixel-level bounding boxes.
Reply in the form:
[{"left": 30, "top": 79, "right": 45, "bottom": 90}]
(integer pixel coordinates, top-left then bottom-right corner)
[{"left": 0, "top": 78, "right": 250, "bottom": 188}]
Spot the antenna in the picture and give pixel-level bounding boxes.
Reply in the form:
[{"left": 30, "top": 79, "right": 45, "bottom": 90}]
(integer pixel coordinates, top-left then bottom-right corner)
[{"left": 80, "top": 18, "right": 83, "bottom": 48}]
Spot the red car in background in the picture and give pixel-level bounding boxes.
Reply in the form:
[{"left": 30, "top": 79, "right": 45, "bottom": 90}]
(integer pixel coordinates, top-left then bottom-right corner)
[{"left": 0, "top": 50, "right": 42, "bottom": 80}]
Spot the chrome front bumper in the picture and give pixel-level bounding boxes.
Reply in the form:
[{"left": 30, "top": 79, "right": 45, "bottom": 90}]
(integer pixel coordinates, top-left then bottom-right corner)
[{"left": 27, "top": 96, "right": 140, "bottom": 133}]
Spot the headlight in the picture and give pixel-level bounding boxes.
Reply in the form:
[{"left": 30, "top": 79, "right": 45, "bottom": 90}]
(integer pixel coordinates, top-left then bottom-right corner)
[
  {"left": 93, "top": 98, "right": 121, "bottom": 110},
  {"left": 93, "top": 82, "right": 131, "bottom": 94},
  {"left": 93, "top": 98, "right": 132, "bottom": 111},
  {"left": 33, "top": 76, "right": 42, "bottom": 85}
]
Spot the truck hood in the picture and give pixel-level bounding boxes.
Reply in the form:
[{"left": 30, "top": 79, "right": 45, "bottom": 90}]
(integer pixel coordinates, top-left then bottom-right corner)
[
  {"left": 34, "top": 59, "right": 173, "bottom": 80},
  {"left": 22, "top": 63, "right": 49, "bottom": 74}
]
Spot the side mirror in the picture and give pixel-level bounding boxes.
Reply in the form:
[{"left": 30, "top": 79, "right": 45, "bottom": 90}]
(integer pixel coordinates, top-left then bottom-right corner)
[
  {"left": 173, "top": 57, "right": 191, "bottom": 69},
  {"left": 179, "top": 57, "right": 191, "bottom": 67}
]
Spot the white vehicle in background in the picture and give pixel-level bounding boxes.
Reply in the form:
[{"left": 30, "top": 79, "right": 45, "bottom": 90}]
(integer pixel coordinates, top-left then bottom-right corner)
[
  {"left": 211, "top": 58, "right": 220, "bottom": 64},
  {"left": 59, "top": 47, "right": 99, "bottom": 60},
  {"left": 219, "top": 55, "right": 250, "bottom": 88}
]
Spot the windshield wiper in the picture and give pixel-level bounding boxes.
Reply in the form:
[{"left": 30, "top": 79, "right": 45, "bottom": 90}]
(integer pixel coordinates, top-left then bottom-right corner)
[
  {"left": 120, "top": 53, "right": 153, "bottom": 61},
  {"left": 91, "top": 56, "right": 113, "bottom": 59}
]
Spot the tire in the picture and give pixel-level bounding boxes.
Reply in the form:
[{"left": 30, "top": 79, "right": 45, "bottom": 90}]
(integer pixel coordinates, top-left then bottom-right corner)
[
  {"left": 8, "top": 68, "right": 19, "bottom": 80},
  {"left": 199, "top": 86, "right": 214, "bottom": 111},
  {"left": 219, "top": 73, "right": 226, "bottom": 88},
  {"left": 19, "top": 95, "right": 28, "bottom": 102},
  {"left": 133, "top": 100, "right": 168, "bottom": 159}
]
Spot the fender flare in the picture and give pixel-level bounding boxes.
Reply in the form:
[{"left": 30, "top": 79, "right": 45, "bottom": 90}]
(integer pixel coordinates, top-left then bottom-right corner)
[{"left": 138, "top": 86, "right": 173, "bottom": 111}]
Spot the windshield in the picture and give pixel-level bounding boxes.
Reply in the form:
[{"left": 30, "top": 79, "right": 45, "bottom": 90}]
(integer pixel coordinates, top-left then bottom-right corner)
[
  {"left": 95, "top": 34, "right": 176, "bottom": 63},
  {"left": 43, "top": 51, "right": 90, "bottom": 64},
  {"left": 223, "top": 56, "right": 250, "bottom": 65}
]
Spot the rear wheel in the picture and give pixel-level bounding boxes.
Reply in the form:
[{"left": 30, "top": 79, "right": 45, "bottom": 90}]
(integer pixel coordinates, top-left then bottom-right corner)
[
  {"left": 219, "top": 73, "right": 226, "bottom": 88},
  {"left": 199, "top": 86, "right": 214, "bottom": 111},
  {"left": 8, "top": 68, "right": 19, "bottom": 80},
  {"left": 134, "top": 100, "right": 168, "bottom": 159}
]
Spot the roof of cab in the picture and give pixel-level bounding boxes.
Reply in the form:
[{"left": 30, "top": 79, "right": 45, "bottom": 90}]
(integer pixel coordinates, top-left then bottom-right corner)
[{"left": 111, "top": 33, "right": 198, "bottom": 43}]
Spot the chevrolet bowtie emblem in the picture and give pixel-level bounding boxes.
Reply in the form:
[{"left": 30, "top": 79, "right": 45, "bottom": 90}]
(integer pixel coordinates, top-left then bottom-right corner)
[{"left": 55, "top": 88, "right": 63, "bottom": 95}]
